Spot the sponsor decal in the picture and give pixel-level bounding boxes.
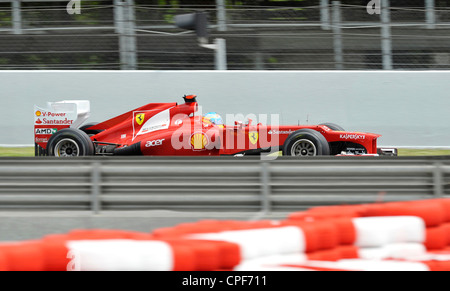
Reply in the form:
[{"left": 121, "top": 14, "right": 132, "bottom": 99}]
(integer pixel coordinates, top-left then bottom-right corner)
[
  {"left": 249, "top": 131, "right": 259, "bottom": 145},
  {"left": 35, "top": 128, "right": 57, "bottom": 135},
  {"left": 190, "top": 132, "right": 208, "bottom": 150},
  {"left": 135, "top": 113, "right": 145, "bottom": 126},
  {"left": 268, "top": 129, "right": 294, "bottom": 135},
  {"left": 40, "top": 112, "right": 68, "bottom": 118},
  {"left": 145, "top": 139, "right": 165, "bottom": 147},
  {"left": 132, "top": 108, "right": 172, "bottom": 141},
  {"left": 34, "top": 103, "right": 77, "bottom": 128},
  {"left": 35, "top": 137, "right": 49, "bottom": 143},
  {"left": 340, "top": 134, "right": 366, "bottom": 140},
  {"left": 40, "top": 118, "right": 73, "bottom": 125},
  {"left": 34, "top": 110, "right": 74, "bottom": 125},
  {"left": 121, "top": 134, "right": 126, "bottom": 139},
  {"left": 140, "top": 124, "right": 167, "bottom": 134}
]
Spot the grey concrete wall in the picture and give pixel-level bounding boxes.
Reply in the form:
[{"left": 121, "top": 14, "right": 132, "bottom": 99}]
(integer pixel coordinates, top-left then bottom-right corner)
[{"left": 1, "top": 70, "right": 450, "bottom": 147}]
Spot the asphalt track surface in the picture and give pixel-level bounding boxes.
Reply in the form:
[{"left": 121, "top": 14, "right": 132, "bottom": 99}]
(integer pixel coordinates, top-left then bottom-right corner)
[{"left": 0, "top": 210, "right": 290, "bottom": 242}]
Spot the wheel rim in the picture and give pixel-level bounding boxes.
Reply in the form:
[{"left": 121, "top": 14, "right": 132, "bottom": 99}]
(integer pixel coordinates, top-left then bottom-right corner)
[
  {"left": 290, "top": 139, "right": 317, "bottom": 156},
  {"left": 54, "top": 138, "right": 80, "bottom": 157}
]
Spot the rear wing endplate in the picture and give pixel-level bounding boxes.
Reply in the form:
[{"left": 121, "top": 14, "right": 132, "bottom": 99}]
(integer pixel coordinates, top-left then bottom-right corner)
[{"left": 34, "top": 100, "right": 90, "bottom": 156}]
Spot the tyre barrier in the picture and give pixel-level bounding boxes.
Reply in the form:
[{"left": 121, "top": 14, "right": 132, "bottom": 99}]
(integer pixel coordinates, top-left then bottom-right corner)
[{"left": 2, "top": 198, "right": 450, "bottom": 271}]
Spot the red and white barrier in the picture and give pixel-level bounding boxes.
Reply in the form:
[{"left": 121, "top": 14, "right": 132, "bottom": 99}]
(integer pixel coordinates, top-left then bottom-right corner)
[
  {"left": 189, "top": 226, "right": 307, "bottom": 260},
  {"left": 66, "top": 239, "right": 188, "bottom": 271},
  {"left": 352, "top": 216, "right": 425, "bottom": 247},
  {"left": 1, "top": 198, "right": 450, "bottom": 271}
]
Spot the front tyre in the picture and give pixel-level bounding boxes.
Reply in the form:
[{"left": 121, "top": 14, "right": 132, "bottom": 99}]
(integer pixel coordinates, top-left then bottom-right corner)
[
  {"left": 282, "top": 129, "right": 330, "bottom": 156},
  {"left": 47, "top": 128, "right": 94, "bottom": 157},
  {"left": 320, "top": 123, "right": 345, "bottom": 131}
]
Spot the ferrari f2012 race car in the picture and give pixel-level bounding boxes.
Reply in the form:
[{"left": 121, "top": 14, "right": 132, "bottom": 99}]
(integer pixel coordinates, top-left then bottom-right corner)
[{"left": 34, "top": 95, "right": 397, "bottom": 157}]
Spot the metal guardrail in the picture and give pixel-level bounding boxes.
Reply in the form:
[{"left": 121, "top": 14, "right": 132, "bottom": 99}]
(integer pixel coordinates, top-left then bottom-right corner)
[
  {"left": 0, "top": 156, "right": 449, "bottom": 214},
  {"left": 1, "top": 1, "right": 450, "bottom": 70}
]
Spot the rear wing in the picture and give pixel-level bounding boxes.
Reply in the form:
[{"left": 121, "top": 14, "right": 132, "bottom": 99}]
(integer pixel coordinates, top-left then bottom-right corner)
[{"left": 34, "top": 100, "right": 90, "bottom": 156}]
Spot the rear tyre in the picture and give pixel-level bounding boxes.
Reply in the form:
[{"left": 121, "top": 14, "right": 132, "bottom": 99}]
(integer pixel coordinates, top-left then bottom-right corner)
[
  {"left": 282, "top": 129, "right": 330, "bottom": 156},
  {"left": 79, "top": 122, "right": 103, "bottom": 137},
  {"left": 47, "top": 128, "right": 94, "bottom": 157}
]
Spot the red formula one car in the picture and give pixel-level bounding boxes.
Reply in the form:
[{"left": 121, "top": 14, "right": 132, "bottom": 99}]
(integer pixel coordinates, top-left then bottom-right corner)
[{"left": 34, "top": 95, "right": 397, "bottom": 157}]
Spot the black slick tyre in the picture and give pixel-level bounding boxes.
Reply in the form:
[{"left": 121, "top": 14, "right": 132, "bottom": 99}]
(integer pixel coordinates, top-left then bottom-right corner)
[
  {"left": 319, "top": 123, "right": 345, "bottom": 131},
  {"left": 282, "top": 129, "right": 330, "bottom": 156},
  {"left": 79, "top": 122, "right": 103, "bottom": 137},
  {"left": 47, "top": 128, "right": 95, "bottom": 157}
]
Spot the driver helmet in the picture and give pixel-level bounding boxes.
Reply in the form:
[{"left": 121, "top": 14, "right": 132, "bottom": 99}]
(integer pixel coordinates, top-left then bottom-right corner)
[{"left": 203, "top": 112, "right": 223, "bottom": 128}]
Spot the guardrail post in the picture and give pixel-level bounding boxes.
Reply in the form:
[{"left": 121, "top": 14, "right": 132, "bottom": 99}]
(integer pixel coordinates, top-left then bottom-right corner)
[
  {"left": 425, "top": 0, "right": 436, "bottom": 29},
  {"left": 216, "top": 0, "right": 227, "bottom": 31},
  {"left": 260, "top": 161, "right": 271, "bottom": 214},
  {"left": 380, "top": 0, "right": 393, "bottom": 70},
  {"left": 320, "top": 0, "right": 330, "bottom": 30},
  {"left": 433, "top": 161, "right": 443, "bottom": 197},
  {"left": 332, "top": 1, "right": 343, "bottom": 70},
  {"left": 91, "top": 162, "right": 101, "bottom": 214},
  {"left": 114, "top": 0, "right": 124, "bottom": 34},
  {"left": 117, "top": 0, "right": 137, "bottom": 70},
  {"left": 12, "top": 0, "right": 22, "bottom": 35}
]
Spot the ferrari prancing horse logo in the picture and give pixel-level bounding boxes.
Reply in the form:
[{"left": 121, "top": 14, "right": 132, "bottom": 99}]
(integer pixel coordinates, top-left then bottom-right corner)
[
  {"left": 249, "top": 131, "right": 259, "bottom": 145},
  {"left": 135, "top": 113, "right": 145, "bottom": 125}
]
